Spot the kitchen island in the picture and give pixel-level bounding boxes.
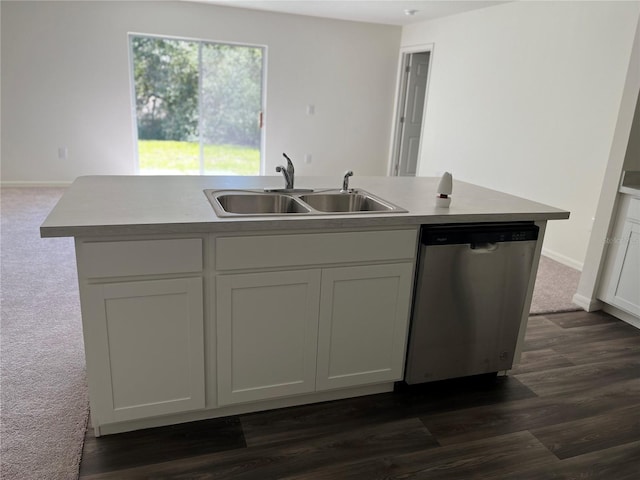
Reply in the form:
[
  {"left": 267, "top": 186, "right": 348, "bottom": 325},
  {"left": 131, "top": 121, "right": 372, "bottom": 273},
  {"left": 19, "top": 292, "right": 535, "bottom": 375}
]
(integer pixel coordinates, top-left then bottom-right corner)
[{"left": 41, "top": 175, "right": 569, "bottom": 435}]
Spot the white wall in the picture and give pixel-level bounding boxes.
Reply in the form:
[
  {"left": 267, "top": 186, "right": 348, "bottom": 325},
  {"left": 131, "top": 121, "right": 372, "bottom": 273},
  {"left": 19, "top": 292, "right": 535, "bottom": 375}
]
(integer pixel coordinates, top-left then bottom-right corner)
[
  {"left": 402, "top": 1, "right": 640, "bottom": 268},
  {"left": 0, "top": 1, "right": 401, "bottom": 183}
]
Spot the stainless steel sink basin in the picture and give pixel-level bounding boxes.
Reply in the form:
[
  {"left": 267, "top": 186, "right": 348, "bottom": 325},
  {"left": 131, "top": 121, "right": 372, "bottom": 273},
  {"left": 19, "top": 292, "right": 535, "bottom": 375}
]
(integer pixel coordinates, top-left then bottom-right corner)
[
  {"left": 207, "top": 192, "right": 310, "bottom": 216},
  {"left": 298, "top": 192, "right": 395, "bottom": 212},
  {"left": 204, "top": 189, "right": 407, "bottom": 217}
]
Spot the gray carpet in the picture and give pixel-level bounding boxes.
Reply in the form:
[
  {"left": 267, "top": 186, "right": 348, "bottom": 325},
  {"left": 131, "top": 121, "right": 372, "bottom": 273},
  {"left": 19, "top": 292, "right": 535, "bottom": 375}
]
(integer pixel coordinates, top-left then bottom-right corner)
[
  {"left": 530, "top": 255, "right": 581, "bottom": 315},
  {"left": 0, "top": 187, "right": 580, "bottom": 478},
  {"left": 1, "top": 188, "right": 88, "bottom": 480}
]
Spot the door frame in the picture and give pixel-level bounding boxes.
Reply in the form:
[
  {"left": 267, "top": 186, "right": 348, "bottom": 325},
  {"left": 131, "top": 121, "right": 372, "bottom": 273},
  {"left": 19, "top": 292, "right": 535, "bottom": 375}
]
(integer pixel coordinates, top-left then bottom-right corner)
[{"left": 387, "top": 43, "right": 434, "bottom": 177}]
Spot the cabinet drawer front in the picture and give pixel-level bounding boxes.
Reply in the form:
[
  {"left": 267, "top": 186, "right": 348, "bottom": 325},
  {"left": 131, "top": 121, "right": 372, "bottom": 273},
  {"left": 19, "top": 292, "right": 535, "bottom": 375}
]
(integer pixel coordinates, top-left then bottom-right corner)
[
  {"left": 79, "top": 238, "right": 203, "bottom": 278},
  {"left": 215, "top": 229, "right": 417, "bottom": 271}
]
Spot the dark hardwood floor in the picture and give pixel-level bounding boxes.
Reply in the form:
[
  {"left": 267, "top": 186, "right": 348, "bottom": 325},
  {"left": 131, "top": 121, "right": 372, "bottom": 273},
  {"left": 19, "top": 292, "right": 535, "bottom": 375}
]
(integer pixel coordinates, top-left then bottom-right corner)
[{"left": 78, "top": 310, "right": 640, "bottom": 479}]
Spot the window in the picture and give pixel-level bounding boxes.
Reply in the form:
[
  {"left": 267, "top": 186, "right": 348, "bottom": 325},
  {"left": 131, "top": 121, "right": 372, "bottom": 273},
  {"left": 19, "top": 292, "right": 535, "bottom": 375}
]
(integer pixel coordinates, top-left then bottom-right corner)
[{"left": 130, "top": 35, "right": 265, "bottom": 175}]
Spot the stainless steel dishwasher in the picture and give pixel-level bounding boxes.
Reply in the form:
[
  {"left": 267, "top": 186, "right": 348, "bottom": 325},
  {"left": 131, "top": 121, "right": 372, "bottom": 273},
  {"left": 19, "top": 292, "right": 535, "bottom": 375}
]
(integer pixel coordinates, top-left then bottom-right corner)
[{"left": 405, "top": 223, "right": 539, "bottom": 384}]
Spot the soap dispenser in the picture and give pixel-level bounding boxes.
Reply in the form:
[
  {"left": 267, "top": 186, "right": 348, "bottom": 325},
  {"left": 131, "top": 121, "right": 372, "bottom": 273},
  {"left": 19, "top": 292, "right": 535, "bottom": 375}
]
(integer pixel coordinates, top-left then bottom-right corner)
[{"left": 436, "top": 172, "right": 452, "bottom": 208}]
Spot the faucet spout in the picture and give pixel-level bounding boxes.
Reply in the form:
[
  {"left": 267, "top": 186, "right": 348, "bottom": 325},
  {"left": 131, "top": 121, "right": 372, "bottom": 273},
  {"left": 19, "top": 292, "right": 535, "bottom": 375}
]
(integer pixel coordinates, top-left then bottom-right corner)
[{"left": 341, "top": 170, "right": 354, "bottom": 193}]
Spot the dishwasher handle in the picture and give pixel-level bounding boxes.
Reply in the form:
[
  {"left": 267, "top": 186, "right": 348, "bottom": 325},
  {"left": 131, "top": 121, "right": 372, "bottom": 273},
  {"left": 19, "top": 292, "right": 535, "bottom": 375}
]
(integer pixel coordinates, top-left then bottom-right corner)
[{"left": 470, "top": 242, "right": 498, "bottom": 251}]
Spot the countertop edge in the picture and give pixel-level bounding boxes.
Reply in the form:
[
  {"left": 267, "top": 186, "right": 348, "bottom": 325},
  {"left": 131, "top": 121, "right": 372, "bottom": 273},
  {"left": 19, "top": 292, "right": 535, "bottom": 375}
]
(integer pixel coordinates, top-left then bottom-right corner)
[
  {"left": 620, "top": 186, "right": 640, "bottom": 197},
  {"left": 40, "top": 211, "right": 571, "bottom": 238}
]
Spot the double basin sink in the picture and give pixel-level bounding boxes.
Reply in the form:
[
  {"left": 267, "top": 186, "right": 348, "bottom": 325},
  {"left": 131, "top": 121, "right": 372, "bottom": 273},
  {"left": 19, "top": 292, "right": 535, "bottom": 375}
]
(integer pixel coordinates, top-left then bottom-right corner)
[{"left": 204, "top": 189, "right": 407, "bottom": 217}]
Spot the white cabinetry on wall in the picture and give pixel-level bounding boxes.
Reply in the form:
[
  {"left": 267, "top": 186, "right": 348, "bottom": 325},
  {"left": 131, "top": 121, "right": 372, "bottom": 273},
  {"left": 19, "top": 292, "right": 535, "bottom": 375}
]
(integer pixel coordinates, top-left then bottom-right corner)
[
  {"left": 601, "top": 197, "right": 640, "bottom": 317},
  {"left": 213, "top": 229, "right": 417, "bottom": 407},
  {"left": 76, "top": 238, "right": 205, "bottom": 425}
]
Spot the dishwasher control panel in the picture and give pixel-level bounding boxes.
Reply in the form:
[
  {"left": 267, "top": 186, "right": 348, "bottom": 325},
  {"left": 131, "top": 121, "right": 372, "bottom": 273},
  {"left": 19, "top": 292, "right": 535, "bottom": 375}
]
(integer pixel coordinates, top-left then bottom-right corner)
[{"left": 421, "top": 223, "right": 539, "bottom": 246}]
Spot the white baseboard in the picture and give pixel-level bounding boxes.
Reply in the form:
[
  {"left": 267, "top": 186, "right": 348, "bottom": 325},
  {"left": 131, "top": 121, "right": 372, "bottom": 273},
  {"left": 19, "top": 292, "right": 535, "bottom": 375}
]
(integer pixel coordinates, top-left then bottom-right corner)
[
  {"left": 541, "top": 248, "right": 583, "bottom": 271},
  {"left": 572, "top": 293, "right": 602, "bottom": 312},
  {"left": 0, "top": 181, "right": 72, "bottom": 187}
]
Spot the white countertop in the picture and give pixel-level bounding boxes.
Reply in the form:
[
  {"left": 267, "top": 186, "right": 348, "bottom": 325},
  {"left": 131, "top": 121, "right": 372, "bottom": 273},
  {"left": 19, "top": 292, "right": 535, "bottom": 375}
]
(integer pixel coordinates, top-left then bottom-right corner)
[{"left": 40, "top": 175, "right": 570, "bottom": 237}]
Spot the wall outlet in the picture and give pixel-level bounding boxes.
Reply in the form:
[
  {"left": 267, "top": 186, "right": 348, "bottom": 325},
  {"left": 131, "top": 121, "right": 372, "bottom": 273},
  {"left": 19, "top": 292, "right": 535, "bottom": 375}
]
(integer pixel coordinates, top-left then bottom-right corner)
[
  {"left": 58, "top": 146, "right": 68, "bottom": 160},
  {"left": 304, "top": 153, "right": 312, "bottom": 164},
  {"left": 306, "top": 105, "right": 315, "bottom": 115}
]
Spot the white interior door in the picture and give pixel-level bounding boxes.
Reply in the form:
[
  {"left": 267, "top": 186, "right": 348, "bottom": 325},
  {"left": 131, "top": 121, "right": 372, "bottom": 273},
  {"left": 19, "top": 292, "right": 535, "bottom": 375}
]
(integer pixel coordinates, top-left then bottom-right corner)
[{"left": 395, "top": 51, "right": 430, "bottom": 177}]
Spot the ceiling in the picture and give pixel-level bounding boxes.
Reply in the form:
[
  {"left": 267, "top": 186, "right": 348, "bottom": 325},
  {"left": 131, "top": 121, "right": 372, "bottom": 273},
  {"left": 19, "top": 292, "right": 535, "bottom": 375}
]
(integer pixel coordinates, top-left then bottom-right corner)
[{"left": 199, "top": 1, "right": 508, "bottom": 26}]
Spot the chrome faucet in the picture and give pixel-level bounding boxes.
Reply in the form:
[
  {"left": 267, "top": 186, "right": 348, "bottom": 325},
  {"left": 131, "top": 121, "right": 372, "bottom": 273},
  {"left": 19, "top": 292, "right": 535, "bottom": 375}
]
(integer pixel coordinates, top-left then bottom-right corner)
[
  {"left": 275, "top": 153, "right": 295, "bottom": 190},
  {"left": 341, "top": 170, "right": 354, "bottom": 193}
]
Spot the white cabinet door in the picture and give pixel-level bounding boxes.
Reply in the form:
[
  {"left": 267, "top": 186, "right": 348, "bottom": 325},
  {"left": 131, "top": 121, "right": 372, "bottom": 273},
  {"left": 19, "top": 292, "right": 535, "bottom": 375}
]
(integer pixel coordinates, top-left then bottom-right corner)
[
  {"left": 607, "top": 220, "right": 640, "bottom": 316},
  {"left": 216, "top": 269, "right": 321, "bottom": 405},
  {"left": 317, "top": 263, "right": 413, "bottom": 390},
  {"left": 84, "top": 278, "right": 205, "bottom": 424}
]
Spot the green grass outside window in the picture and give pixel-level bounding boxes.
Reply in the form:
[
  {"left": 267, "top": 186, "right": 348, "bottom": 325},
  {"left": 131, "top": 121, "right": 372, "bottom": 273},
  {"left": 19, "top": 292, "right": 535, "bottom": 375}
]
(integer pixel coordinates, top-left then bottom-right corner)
[{"left": 138, "top": 140, "right": 260, "bottom": 175}]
